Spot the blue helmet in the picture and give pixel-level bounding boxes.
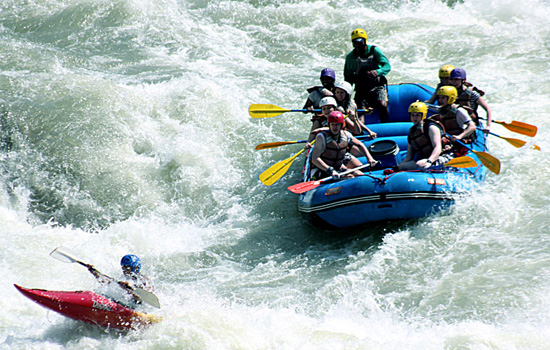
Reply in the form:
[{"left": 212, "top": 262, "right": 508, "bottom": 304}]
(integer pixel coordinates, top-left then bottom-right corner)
[
  {"left": 450, "top": 68, "right": 467, "bottom": 80},
  {"left": 120, "top": 254, "right": 141, "bottom": 273},
  {"left": 320, "top": 68, "right": 336, "bottom": 81}
]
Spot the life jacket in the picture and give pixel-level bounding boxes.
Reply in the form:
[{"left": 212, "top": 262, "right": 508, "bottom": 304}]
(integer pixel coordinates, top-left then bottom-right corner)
[
  {"left": 431, "top": 106, "right": 475, "bottom": 143},
  {"left": 356, "top": 46, "right": 376, "bottom": 75},
  {"left": 310, "top": 115, "right": 328, "bottom": 126},
  {"left": 306, "top": 86, "right": 332, "bottom": 116},
  {"left": 408, "top": 124, "right": 433, "bottom": 159},
  {"left": 319, "top": 130, "right": 352, "bottom": 170},
  {"left": 455, "top": 82, "right": 485, "bottom": 125},
  {"left": 355, "top": 46, "right": 386, "bottom": 90}
]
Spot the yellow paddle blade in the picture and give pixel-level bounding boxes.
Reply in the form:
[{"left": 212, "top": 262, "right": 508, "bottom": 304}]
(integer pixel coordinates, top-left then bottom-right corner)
[
  {"left": 473, "top": 151, "right": 501, "bottom": 175},
  {"left": 259, "top": 140, "right": 314, "bottom": 186},
  {"left": 444, "top": 156, "right": 478, "bottom": 168},
  {"left": 492, "top": 134, "right": 540, "bottom": 151},
  {"left": 501, "top": 136, "right": 526, "bottom": 148},
  {"left": 256, "top": 141, "right": 298, "bottom": 150},
  {"left": 259, "top": 152, "right": 302, "bottom": 186},
  {"left": 495, "top": 120, "right": 537, "bottom": 137},
  {"left": 249, "top": 104, "right": 291, "bottom": 119},
  {"left": 134, "top": 311, "right": 162, "bottom": 325}
]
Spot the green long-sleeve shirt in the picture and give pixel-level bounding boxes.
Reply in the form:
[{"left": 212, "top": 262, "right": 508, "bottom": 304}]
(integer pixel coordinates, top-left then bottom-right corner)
[{"left": 344, "top": 45, "right": 391, "bottom": 86}]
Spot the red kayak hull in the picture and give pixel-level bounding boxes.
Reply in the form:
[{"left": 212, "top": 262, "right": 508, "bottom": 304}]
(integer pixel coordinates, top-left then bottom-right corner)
[{"left": 14, "top": 284, "right": 160, "bottom": 330}]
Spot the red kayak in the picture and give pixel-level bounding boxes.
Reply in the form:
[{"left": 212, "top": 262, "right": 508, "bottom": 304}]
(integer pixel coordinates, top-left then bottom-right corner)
[{"left": 14, "top": 284, "right": 161, "bottom": 330}]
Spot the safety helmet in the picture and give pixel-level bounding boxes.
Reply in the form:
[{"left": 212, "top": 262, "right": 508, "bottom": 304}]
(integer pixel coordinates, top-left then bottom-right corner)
[
  {"left": 351, "top": 28, "right": 367, "bottom": 43},
  {"left": 450, "top": 68, "right": 467, "bottom": 80},
  {"left": 320, "top": 68, "right": 336, "bottom": 81},
  {"left": 334, "top": 81, "right": 353, "bottom": 96},
  {"left": 319, "top": 96, "right": 337, "bottom": 108},
  {"left": 438, "top": 64, "right": 455, "bottom": 78},
  {"left": 121, "top": 254, "right": 141, "bottom": 273},
  {"left": 437, "top": 86, "right": 458, "bottom": 105},
  {"left": 408, "top": 101, "right": 428, "bottom": 120},
  {"left": 328, "top": 111, "right": 345, "bottom": 125}
]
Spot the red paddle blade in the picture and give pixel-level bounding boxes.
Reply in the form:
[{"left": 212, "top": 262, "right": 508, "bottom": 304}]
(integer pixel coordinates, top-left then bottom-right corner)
[{"left": 287, "top": 180, "right": 323, "bottom": 194}]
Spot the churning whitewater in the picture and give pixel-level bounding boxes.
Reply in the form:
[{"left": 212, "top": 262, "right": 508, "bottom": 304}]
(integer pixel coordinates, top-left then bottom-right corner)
[{"left": 1, "top": 0, "right": 550, "bottom": 348}]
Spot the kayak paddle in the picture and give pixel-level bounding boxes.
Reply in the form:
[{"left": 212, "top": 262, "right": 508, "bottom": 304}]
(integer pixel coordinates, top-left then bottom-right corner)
[
  {"left": 259, "top": 140, "right": 314, "bottom": 186},
  {"left": 426, "top": 103, "right": 537, "bottom": 137},
  {"left": 288, "top": 163, "right": 373, "bottom": 194},
  {"left": 484, "top": 131, "right": 540, "bottom": 150},
  {"left": 249, "top": 103, "right": 372, "bottom": 119},
  {"left": 255, "top": 134, "right": 375, "bottom": 151},
  {"left": 50, "top": 246, "right": 161, "bottom": 309},
  {"left": 481, "top": 118, "right": 537, "bottom": 137},
  {"left": 443, "top": 156, "right": 479, "bottom": 168},
  {"left": 444, "top": 133, "right": 501, "bottom": 175}
]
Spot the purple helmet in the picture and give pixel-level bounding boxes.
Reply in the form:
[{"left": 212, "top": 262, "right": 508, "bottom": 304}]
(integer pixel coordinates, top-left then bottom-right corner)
[
  {"left": 320, "top": 68, "right": 336, "bottom": 81},
  {"left": 450, "top": 68, "right": 467, "bottom": 80}
]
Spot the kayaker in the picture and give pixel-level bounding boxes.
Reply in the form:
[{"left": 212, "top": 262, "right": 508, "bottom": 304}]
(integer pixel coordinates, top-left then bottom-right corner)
[
  {"left": 334, "top": 80, "right": 377, "bottom": 138},
  {"left": 310, "top": 111, "right": 378, "bottom": 179},
  {"left": 425, "top": 64, "right": 455, "bottom": 104},
  {"left": 429, "top": 86, "right": 476, "bottom": 146},
  {"left": 303, "top": 68, "right": 336, "bottom": 113},
  {"left": 344, "top": 28, "right": 391, "bottom": 123},
  {"left": 398, "top": 102, "right": 451, "bottom": 170},
  {"left": 87, "top": 254, "right": 154, "bottom": 308},
  {"left": 448, "top": 68, "right": 492, "bottom": 132},
  {"left": 119, "top": 254, "right": 154, "bottom": 293}
]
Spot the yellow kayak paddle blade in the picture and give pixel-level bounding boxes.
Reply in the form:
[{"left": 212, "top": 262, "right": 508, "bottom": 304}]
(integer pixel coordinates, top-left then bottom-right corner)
[
  {"left": 249, "top": 104, "right": 291, "bottom": 119},
  {"left": 443, "top": 156, "right": 478, "bottom": 168}
]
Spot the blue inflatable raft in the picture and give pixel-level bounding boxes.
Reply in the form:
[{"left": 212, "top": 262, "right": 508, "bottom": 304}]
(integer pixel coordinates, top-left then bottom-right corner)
[{"left": 297, "top": 83, "right": 489, "bottom": 229}]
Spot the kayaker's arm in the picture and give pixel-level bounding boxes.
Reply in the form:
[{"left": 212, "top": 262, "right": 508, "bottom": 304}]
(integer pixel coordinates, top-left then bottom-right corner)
[
  {"left": 87, "top": 265, "right": 115, "bottom": 285},
  {"left": 351, "top": 137, "right": 377, "bottom": 166}
]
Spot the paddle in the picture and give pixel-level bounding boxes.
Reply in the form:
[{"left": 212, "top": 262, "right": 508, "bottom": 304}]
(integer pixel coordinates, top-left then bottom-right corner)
[
  {"left": 259, "top": 140, "right": 315, "bottom": 186},
  {"left": 425, "top": 103, "right": 537, "bottom": 137},
  {"left": 256, "top": 140, "right": 308, "bottom": 150},
  {"left": 443, "top": 156, "right": 479, "bottom": 168},
  {"left": 480, "top": 118, "right": 537, "bottom": 138},
  {"left": 50, "top": 246, "right": 161, "bottom": 309},
  {"left": 249, "top": 104, "right": 371, "bottom": 119},
  {"left": 484, "top": 131, "right": 540, "bottom": 150},
  {"left": 287, "top": 163, "right": 375, "bottom": 194},
  {"left": 256, "top": 134, "right": 375, "bottom": 151},
  {"left": 444, "top": 133, "right": 501, "bottom": 175}
]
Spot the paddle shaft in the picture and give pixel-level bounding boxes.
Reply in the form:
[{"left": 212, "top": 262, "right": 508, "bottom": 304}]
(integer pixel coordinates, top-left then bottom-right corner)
[
  {"left": 288, "top": 163, "right": 373, "bottom": 194},
  {"left": 444, "top": 133, "right": 500, "bottom": 174},
  {"left": 256, "top": 134, "right": 374, "bottom": 151},
  {"left": 50, "top": 247, "right": 161, "bottom": 308}
]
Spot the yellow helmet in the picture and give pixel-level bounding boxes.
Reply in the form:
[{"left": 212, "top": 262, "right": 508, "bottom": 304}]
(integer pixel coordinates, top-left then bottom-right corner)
[
  {"left": 351, "top": 28, "right": 367, "bottom": 42},
  {"left": 408, "top": 101, "right": 428, "bottom": 120},
  {"left": 438, "top": 64, "right": 455, "bottom": 78},
  {"left": 437, "top": 86, "right": 458, "bottom": 105}
]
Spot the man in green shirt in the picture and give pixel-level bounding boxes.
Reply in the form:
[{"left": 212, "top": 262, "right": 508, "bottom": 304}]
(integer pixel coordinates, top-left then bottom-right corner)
[{"left": 344, "top": 28, "right": 391, "bottom": 123}]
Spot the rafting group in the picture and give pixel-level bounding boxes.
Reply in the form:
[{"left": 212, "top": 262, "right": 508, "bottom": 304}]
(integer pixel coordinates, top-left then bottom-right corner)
[{"left": 251, "top": 28, "right": 538, "bottom": 189}]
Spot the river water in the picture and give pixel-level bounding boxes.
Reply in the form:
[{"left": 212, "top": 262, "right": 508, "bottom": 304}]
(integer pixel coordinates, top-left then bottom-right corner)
[{"left": 1, "top": 0, "right": 550, "bottom": 349}]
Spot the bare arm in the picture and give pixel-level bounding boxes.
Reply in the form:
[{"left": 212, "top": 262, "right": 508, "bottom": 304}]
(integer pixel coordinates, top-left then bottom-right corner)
[
  {"left": 351, "top": 137, "right": 377, "bottom": 164},
  {"left": 424, "top": 125, "right": 443, "bottom": 166},
  {"left": 476, "top": 96, "right": 492, "bottom": 127},
  {"left": 311, "top": 134, "right": 330, "bottom": 171}
]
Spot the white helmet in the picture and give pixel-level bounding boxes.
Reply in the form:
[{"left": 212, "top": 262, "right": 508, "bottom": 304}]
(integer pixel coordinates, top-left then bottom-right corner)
[
  {"left": 334, "top": 81, "right": 353, "bottom": 95},
  {"left": 319, "top": 96, "right": 337, "bottom": 108}
]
